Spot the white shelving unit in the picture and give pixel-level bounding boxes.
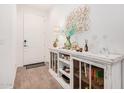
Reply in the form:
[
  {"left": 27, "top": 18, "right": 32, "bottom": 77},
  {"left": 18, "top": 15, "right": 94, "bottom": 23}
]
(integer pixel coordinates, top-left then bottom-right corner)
[
  {"left": 49, "top": 48, "right": 124, "bottom": 89},
  {"left": 59, "top": 58, "right": 70, "bottom": 65},
  {"left": 57, "top": 77, "right": 70, "bottom": 89},
  {"left": 59, "top": 69, "right": 70, "bottom": 78}
]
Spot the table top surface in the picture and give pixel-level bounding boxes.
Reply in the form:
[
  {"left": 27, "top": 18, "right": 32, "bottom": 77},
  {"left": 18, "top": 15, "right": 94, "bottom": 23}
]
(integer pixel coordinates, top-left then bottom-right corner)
[{"left": 49, "top": 48, "right": 124, "bottom": 64}]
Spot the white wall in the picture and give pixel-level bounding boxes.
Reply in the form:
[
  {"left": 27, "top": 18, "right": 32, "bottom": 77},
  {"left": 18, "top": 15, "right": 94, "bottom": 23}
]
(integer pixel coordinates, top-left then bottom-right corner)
[
  {"left": 0, "top": 5, "right": 17, "bottom": 88},
  {"left": 75, "top": 5, "right": 124, "bottom": 54},
  {"left": 47, "top": 4, "right": 124, "bottom": 55}
]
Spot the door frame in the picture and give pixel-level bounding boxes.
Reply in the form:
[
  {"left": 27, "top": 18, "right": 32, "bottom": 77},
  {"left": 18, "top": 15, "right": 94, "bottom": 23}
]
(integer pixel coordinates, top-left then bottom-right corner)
[{"left": 17, "top": 5, "right": 46, "bottom": 67}]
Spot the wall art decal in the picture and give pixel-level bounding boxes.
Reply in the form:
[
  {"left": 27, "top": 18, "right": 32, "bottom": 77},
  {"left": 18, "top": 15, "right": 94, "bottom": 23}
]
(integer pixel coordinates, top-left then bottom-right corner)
[{"left": 65, "top": 5, "right": 90, "bottom": 32}]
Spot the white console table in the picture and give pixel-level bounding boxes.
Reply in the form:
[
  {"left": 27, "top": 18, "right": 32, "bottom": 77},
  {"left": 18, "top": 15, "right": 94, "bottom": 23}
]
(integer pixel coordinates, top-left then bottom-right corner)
[{"left": 49, "top": 48, "right": 124, "bottom": 89}]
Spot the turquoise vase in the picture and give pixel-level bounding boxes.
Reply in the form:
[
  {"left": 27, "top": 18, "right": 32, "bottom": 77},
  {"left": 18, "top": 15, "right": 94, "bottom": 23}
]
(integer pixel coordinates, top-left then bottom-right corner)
[{"left": 65, "top": 36, "right": 71, "bottom": 49}]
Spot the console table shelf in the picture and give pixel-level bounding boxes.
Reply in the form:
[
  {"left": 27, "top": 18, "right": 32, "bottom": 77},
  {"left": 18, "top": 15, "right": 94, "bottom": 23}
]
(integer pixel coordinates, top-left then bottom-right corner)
[{"left": 49, "top": 48, "right": 124, "bottom": 89}]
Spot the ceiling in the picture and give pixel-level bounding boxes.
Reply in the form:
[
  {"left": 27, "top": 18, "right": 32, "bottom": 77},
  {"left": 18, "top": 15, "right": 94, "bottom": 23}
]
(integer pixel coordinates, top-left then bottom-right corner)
[{"left": 22, "top": 4, "right": 54, "bottom": 12}]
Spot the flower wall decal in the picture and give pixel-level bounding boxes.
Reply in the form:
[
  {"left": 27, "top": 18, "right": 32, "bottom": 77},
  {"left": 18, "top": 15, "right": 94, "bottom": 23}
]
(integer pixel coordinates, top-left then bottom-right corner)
[{"left": 65, "top": 5, "right": 90, "bottom": 32}]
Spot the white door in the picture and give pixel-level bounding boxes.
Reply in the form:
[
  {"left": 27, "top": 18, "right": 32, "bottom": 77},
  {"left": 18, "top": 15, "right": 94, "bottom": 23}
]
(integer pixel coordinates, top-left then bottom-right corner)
[{"left": 23, "top": 13, "right": 45, "bottom": 65}]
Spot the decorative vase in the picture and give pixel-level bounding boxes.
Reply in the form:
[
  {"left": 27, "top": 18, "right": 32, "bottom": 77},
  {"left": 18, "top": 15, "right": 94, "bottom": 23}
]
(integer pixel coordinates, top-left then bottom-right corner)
[{"left": 65, "top": 36, "right": 71, "bottom": 49}]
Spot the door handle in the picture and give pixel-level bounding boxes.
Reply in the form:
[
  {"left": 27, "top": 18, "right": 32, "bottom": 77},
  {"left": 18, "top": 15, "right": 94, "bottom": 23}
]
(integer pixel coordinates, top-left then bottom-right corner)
[
  {"left": 24, "top": 40, "right": 27, "bottom": 43},
  {"left": 24, "top": 40, "right": 28, "bottom": 47}
]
